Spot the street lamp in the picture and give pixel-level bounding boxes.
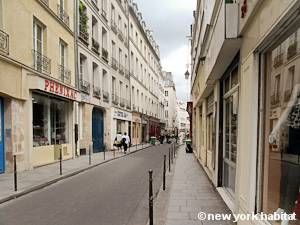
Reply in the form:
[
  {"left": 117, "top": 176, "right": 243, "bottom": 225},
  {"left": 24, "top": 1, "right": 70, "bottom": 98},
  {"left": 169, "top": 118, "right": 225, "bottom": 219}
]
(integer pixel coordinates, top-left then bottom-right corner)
[{"left": 184, "top": 70, "right": 190, "bottom": 80}]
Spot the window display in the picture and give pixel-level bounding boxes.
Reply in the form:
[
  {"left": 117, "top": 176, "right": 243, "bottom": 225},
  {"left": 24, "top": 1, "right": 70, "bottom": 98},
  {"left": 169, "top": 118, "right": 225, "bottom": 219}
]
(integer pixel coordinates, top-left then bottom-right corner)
[
  {"left": 32, "top": 93, "right": 69, "bottom": 147},
  {"left": 263, "top": 28, "right": 300, "bottom": 222}
]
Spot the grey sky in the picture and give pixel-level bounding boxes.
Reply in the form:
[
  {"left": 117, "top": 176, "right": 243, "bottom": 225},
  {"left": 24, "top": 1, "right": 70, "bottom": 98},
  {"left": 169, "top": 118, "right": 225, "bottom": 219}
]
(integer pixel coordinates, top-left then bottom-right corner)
[{"left": 134, "top": 0, "right": 196, "bottom": 101}]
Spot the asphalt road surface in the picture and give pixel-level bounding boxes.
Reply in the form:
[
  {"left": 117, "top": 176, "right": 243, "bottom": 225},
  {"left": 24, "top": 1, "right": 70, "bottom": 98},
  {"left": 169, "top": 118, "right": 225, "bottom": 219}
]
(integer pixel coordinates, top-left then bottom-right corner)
[{"left": 0, "top": 144, "right": 172, "bottom": 225}]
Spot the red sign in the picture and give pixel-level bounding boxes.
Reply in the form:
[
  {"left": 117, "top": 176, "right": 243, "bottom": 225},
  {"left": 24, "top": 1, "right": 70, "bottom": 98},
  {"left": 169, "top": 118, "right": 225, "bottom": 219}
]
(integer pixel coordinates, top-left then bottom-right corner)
[{"left": 44, "top": 79, "right": 77, "bottom": 100}]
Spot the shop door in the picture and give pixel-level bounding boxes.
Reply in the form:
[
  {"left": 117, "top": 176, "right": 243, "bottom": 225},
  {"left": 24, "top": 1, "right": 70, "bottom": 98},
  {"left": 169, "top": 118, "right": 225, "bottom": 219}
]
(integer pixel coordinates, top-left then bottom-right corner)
[
  {"left": 0, "top": 98, "right": 4, "bottom": 173},
  {"left": 221, "top": 65, "right": 239, "bottom": 196},
  {"left": 92, "top": 109, "right": 104, "bottom": 153}
]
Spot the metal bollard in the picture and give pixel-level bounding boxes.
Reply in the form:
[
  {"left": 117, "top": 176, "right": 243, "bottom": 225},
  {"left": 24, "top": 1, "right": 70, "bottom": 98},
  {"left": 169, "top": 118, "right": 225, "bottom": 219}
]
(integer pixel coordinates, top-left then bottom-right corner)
[
  {"left": 149, "top": 170, "right": 153, "bottom": 225},
  {"left": 60, "top": 147, "right": 62, "bottom": 175},
  {"left": 13, "top": 155, "right": 17, "bottom": 192},
  {"left": 103, "top": 146, "right": 106, "bottom": 160},
  {"left": 173, "top": 143, "right": 176, "bottom": 158},
  {"left": 89, "top": 144, "right": 92, "bottom": 165},
  {"left": 168, "top": 148, "right": 171, "bottom": 172},
  {"left": 163, "top": 155, "right": 166, "bottom": 191}
]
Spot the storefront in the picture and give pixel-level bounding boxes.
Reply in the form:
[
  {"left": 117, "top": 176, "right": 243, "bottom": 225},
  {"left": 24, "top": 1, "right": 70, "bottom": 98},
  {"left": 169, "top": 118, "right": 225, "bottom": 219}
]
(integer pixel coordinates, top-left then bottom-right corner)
[
  {"left": 141, "top": 114, "right": 149, "bottom": 142},
  {"left": 29, "top": 77, "right": 78, "bottom": 167},
  {"left": 132, "top": 112, "right": 141, "bottom": 145},
  {"left": 111, "top": 108, "right": 132, "bottom": 148},
  {"left": 260, "top": 25, "right": 300, "bottom": 220},
  {"left": 149, "top": 117, "right": 160, "bottom": 139}
]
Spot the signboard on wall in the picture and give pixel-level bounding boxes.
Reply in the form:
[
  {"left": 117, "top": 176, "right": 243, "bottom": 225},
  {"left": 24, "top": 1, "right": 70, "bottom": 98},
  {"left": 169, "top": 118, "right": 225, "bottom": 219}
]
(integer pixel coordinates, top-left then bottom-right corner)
[{"left": 113, "top": 109, "right": 132, "bottom": 121}]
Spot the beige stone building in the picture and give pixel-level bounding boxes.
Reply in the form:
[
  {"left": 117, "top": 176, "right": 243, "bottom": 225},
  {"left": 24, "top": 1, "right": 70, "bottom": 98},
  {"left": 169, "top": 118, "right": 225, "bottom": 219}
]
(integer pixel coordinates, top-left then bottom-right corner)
[
  {"left": 0, "top": 0, "right": 76, "bottom": 173},
  {"left": 191, "top": 0, "right": 300, "bottom": 223}
]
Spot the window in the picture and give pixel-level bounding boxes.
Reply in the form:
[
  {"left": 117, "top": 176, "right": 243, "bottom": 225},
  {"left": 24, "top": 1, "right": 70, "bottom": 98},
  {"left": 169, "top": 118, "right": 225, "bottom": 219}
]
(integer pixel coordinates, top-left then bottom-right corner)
[
  {"left": 263, "top": 27, "right": 300, "bottom": 221},
  {"left": 59, "top": 39, "right": 67, "bottom": 67},
  {"left": 130, "top": 23, "right": 133, "bottom": 37},
  {"left": 112, "top": 41, "right": 116, "bottom": 58},
  {"left": 112, "top": 77, "right": 116, "bottom": 94},
  {"left": 33, "top": 19, "right": 45, "bottom": 72},
  {"left": 165, "top": 110, "right": 168, "bottom": 118},
  {"left": 102, "top": 69, "right": 108, "bottom": 92},
  {"left": 102, "top": 27, "right": 107, "bottom": 49},
  {"left": 32, "top": 93, "right": 69, "bottom": 147},
  {"left": 93, "top": 62, "right": 99, "bottom": 88},
  {"left": 111, "top": 4, "right": 115, "bottom": 22},
  {"left": 165, "top": 91, "right": 168, "bottom": 97},
  {"left": 79, "top": 54, "right": 87, "bottom": 80}
]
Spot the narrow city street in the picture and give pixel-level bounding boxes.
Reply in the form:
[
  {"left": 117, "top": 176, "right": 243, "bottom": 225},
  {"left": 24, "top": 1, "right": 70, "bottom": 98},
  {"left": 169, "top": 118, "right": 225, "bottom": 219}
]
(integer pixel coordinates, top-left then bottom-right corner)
[{"left": 0, "top": 144, "right": 170, "bottom": 225}]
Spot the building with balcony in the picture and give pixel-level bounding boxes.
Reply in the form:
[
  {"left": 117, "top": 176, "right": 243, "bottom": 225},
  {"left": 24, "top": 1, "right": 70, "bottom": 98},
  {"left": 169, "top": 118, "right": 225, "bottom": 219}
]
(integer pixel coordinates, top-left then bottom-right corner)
[
  {"left": 76, "top": 0, "right": 111, "bottom": 154},
  {"left": 191, "top": 0, "right": 300, "bottom": 222},
  {"left": 163, "top": 71, "right": 178, "bottom": 135},
  {"left": 108, "top": 0, "right": 131, "bottom": 149},
  {"left": 128, "top": 0, "right": 163, "bottom": 144},
  {"left": 0, "top": 0, "right": 76, "bottom": 173}
]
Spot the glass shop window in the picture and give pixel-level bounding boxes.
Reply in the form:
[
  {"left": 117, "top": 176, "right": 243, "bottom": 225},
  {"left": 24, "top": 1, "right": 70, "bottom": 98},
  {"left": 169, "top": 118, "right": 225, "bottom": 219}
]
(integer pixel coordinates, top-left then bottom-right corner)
[
  {"left": 32, "top": 93, "right": 69, "bottom": 147},
  {"left": 263, "top": 27, "right": 300, "bottom": 223}
]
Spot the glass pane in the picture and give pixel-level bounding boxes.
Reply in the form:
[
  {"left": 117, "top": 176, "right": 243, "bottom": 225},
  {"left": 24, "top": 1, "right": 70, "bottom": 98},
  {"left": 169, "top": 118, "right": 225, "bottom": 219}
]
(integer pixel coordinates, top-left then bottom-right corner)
[
  {"left": 264, "top": 27, "right": 300, "bottom": 222},
  {"left": 0, "top": 101, "right": 2, "bottom": 142},
  {"left": 225, "top": 98, "right": 230, "bottom": 159}
]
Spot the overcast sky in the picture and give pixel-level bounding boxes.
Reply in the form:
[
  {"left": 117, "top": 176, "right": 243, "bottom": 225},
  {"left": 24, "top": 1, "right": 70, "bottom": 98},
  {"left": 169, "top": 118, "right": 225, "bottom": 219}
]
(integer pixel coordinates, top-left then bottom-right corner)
[{"left": 134, "top": 0, "right": 196, "bottom": 101}]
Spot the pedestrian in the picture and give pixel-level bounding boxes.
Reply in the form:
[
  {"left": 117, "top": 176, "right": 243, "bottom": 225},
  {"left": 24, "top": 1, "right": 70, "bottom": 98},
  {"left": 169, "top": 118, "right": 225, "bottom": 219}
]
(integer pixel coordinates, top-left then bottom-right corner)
[
  {"left": 114, "top": 132, "right": 123, "bottom": 151},
  {"left": 122, "top": 132, "right": 130, "bottom": 153}
]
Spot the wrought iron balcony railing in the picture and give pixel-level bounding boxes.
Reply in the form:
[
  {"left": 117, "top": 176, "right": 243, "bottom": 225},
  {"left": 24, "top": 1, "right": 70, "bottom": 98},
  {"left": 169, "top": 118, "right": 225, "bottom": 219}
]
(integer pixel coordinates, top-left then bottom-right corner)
[
  {"left": 271, "top": 93, "right": 280, "bottom": 107},
  {"left": 125, "top": 69, "right": 130, "bottom": 79},
  {"left": 287, "top": 42, "right": 297, "bottom": 60},
  {"left": 92, "top": 38, "right": 100, "bottom": 54},
  {"left": 57, "top": 4, "right": 70, "bottom": 27},
  {"left": 120, "top": 98, "right": 125, "bottom": 107},
  {"left": 0, "top": 30, "right": 9, "bottom": 55},
  {"left": 111, "top": 21, "right": 118, "bottom": 34},
  {"left": 79, "top": 79, "right": 90, "bottom": 94},
  {"left": 91, "top": 0, "right": 99, "bottom": 10},
  {"left": 119, "top": 64, "right": 124, "bottom": 75},
  {"left": 93, "top": 86, "right": 101, "bottom": 99},
  {"left": 126, "top": 100, "right": 131, "bottom": 109},
  {"left": 111, "top": 57, "right": 118, "bottom": 70},
  {"left": 118, "top": 29, "right": 124, "bottom": 42},
  {"left": 284, "top": 89, "right": 292, "bottom": 102},
  {"left": 79, "top": 25, "right": 89, "bottom": 45},
  {"left": 273, "top": 53, "right": 283, "bottom": 68},
  {"left": 58, "top": 65, "right": 71, "bottom": 84},
  {"left": 112, "top": 93, "right": 119, "bottom": 105},
  {"left": 32, "top": 50, "right": 51, "bottom": 74},
  {"left": 102, "top": 48, "right": 108, "bottom": 62},
  {"left": 103, "top": 90, "right": 109, "bottom": 102}
]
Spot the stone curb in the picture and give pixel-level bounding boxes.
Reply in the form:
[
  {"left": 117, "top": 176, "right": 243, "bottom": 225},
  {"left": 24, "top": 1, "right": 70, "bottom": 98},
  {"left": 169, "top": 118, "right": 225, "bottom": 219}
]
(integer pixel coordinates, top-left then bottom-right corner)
[{"left": 0, "top": 144, "right": 152, "bottom": 205}]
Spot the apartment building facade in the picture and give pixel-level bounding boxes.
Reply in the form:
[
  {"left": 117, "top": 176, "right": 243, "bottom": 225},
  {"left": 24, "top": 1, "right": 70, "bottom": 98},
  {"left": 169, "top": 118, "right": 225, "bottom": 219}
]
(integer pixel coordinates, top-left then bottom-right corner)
[
  {"left": 0, "top": 0, "right": 76, "bottom": 173},
  {"left": 163, "top": 71, "right": 178, "bottom": 135},
  {"left": 128, "top": 1, "right": 163, "bottom": 144},
  {"left": 191, "top": 0, "right": 300, "bottom": 223}
]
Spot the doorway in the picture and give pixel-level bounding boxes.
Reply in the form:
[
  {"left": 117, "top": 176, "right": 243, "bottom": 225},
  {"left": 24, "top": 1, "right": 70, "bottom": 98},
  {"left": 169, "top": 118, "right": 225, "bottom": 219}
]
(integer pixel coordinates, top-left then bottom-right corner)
[{"left": 92, "top": 108, "right": 104, "bottom": 153}]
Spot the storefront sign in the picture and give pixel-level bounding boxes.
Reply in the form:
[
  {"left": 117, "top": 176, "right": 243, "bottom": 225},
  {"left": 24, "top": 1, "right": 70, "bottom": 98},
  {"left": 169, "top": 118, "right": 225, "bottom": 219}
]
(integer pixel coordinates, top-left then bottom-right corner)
[
  {"left": 44, "top": 79, "right": 77, "bottom": 100},
  {"left": 114, "top": 109, "right": 132, "bottom": 121}
]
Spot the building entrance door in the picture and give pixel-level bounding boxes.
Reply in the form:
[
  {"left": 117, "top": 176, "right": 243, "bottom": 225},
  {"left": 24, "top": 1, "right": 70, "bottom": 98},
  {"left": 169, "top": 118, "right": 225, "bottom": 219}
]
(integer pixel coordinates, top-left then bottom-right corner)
[
  {"left": 92, "top": 108, "right": 104, "bottom": 153},
  {"left": 0, "top": 98, "right": 4, "bottom": 173},
  {"left": 222, "top": 66, "right": 239, "bottom": 196}
]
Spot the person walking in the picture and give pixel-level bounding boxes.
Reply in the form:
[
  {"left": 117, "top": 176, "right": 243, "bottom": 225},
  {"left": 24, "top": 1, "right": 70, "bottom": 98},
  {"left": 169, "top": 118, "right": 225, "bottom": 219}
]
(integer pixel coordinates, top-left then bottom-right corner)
[{"left": 122, "top": 132, "right": 130, "bottom": 153}]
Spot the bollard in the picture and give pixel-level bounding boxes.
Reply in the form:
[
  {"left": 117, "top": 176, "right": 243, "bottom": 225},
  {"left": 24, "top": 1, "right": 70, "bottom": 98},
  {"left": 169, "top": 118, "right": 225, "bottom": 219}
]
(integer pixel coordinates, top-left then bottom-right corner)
[
  {"left": 113, "top": 148, "right": 116, "bottom": 158},
  {"left": 60, "top": 147, "right": 62, "bottom": 175},
  {"left": 136, "top": 144, "right": 138, "bottom": 150},
  {"left": 149, "top": 170, "right": 153, "bottom": 225},
  {"left": 103, "top": 146, "right": 106, "bottom": 160},
  {"left": 168, "top": 148, "right": 171, "bottom": 172},
  {"left": 13, "top": 155, "right": 17, "bottom": 192},
  {"left": 163, "top": 155, "right": 166, "bottom": 191},
  {"left": 89, "top": 144, "right": 92, "bottom": 165}
]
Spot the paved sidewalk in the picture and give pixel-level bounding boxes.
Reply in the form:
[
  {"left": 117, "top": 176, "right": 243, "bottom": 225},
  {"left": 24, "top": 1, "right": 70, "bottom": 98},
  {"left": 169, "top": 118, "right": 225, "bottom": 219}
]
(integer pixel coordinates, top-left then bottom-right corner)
[
  {"left": 154, "top": 145, "right": 234, "bottom": 225},
  {"left": 0, "top": 143, "right": 151, "bottom": 204}
]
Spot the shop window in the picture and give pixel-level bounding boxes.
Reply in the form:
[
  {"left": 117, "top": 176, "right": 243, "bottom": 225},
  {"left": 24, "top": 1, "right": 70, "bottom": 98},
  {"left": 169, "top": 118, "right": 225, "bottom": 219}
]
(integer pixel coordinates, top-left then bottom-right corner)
[
  {"left": 32, "top": 94, "right": 69, "bottom": 147},
  {"left": 263, "top": 27, "right": 300, "bottom": 222}
]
